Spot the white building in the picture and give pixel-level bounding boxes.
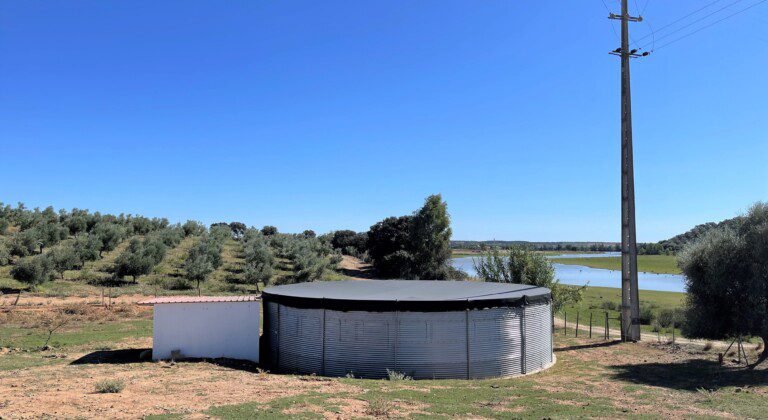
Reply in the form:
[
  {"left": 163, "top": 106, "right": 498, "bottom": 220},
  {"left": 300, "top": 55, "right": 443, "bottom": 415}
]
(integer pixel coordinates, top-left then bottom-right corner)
[{"left": 140, "top": 296, "right": 260, "bottom": 362}]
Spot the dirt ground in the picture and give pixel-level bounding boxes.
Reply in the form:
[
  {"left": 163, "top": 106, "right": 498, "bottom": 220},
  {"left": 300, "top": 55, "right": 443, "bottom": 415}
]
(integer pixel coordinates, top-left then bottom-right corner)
[
  {"left": 2, "top": 298, "right": 767, "bottom": 419},
  {"left": 338, "top": 255, "right": 374, "bottom": 280}
]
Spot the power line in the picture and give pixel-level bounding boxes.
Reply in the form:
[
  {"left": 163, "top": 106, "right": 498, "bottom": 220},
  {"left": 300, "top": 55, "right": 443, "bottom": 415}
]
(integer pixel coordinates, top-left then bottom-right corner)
[
  {"left": 653, "top": 0, "right": 768, "bottom": 50},
  {"left": 634, "top": 0, "right": 729, "bottom": 42},
  {"left": 601, "top": 0, "right": 622, "bottom": 41},
  {"left": 639, "top": 0, "right": 748, "bottom": 48}
]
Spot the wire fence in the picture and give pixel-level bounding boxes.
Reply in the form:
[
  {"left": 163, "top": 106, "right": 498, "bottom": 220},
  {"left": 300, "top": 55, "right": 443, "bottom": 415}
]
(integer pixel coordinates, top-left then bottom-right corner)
[{"left": 552, "top": 310, "right": 679, "bottom": 343}]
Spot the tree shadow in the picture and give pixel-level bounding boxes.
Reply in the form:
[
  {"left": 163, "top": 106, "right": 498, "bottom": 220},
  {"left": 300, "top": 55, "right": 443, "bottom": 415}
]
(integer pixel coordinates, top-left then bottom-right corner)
[
  {"left": 70, "top": 348, "right": 261, "bottom": 373},
  {"left": 1, "top": 287, "right": 26, "bottom": 295},
  {"left": 339, "top": 266, "right": 376, "bottom": 280},
  {"left": 555, "top": 340, "right": 623, "bottom": 352},
  {"left": 609, "top": 359, "right": 768, "bottom": 391}
]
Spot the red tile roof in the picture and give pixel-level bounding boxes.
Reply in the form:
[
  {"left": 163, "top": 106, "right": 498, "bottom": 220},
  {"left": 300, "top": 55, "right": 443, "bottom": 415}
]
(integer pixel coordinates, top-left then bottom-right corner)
[{"left": 138, "top": 295, "right": 260, "bottom": 305}]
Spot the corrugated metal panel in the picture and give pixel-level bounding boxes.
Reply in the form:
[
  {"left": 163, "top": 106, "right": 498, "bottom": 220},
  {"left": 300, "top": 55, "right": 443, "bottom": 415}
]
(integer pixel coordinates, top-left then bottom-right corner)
[
  {"left": 469, "top": 307, "right": 523, "bottom": 378},
  {"left": 265, "top": 302, "right": 279, "bottom": 369},
  {"left": 396, "top": 311, "right": 467, "bottom": 379},
  {"left": 277, "top": 306, "right": 324, "bottom": 375},
  {"left": 324, "top": 310, "right": 396, "bottom": 378},
  {"left": 523, "top": 302, "right": 552, "bottom": 372},
  {"left": 264, "top": 300, "right": 553, "bottom": 379}
]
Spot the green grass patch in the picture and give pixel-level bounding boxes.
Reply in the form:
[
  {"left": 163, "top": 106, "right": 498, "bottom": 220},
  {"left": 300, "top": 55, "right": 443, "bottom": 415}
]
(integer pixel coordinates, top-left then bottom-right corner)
[
  {"left": 0, "top": 319, "right": 152, "bottom": 351},
  {"left": 553, "top": 255, "right": 681, "bottom": 274},
  {"left": 561, "top": 285, "right": 686, "bottom": 335}
]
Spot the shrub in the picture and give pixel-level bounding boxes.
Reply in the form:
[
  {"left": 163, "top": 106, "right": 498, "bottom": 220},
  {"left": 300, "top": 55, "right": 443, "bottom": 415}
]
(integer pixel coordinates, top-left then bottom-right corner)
[
  {"left": 638, "top": 305, "right": 655, "bottom": 325},
  {"left": 386, "top": 369, "right": 412, "bottom": 381},
  {"left": 656, "top": 308, "right": 685, "bottom": 328},
  {"left": 94, "top": 379, "right": 125, "bottom": 394},
  {"left": 600, "top": 301, "right": 620, "bottom": 311},
  {"left": 474, "top": 247, "right": 583, "bottom": 313},
  {"left": 365, "top": 399, "right": 393, "bottom": 417}
]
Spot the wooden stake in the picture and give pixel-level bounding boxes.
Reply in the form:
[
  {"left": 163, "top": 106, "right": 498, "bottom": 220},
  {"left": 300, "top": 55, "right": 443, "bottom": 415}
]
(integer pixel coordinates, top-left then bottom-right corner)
[{"left": 576, "top": 312, "right": 580, "bottom": 337}]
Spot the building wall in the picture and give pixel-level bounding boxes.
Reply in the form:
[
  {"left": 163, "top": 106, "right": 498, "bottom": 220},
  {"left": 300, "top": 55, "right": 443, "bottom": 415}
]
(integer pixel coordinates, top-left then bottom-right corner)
[
  {"left": 153, "top": 301, "right": 260, "bottom": 362},
  {"left": 263, "top": 301, "right": 552, "bottom": 379}
]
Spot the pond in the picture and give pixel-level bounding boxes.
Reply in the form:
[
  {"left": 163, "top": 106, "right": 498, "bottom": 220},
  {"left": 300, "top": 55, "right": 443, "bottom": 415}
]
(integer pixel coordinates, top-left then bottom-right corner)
[{"left": 450, "top": 255, "right": 686, "bottom": 293}]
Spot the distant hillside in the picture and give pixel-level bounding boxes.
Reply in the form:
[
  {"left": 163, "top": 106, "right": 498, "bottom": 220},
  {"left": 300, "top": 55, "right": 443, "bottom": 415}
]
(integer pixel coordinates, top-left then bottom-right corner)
[
  {"left": 659, "top": 216, "right": 742, "bottom": 253},
  {"left": 451, "top": 241, "right": 620, "bottom": 252}
]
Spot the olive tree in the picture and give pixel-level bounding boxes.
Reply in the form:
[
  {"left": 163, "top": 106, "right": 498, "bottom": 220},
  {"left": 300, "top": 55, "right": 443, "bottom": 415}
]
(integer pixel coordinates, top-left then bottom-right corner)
[
  {"left": 114, "top": 238, "right": 166, "bottom": 283},
  {"left": 182, "top": 220, "right": 206, "bottom": 237},
  {"left": 473, "top": 246, "right": 584, "bottom": 313},
  {"left": 183, "top": 234, "right": 224, "bottom": 291},
  {"left": 184, "top": 253, "right": 214, "bottom": 294},
  {"left": 11, "top": 255, "right": 55, "bottom": 288},
  {"left": 92, "top": 222, "right": 126, "bottom": 257},
  {"left": 0, "top": 240, "right": 10, "bottom": 266},
  {"left": 679, "top": 202, "right": 768, "bottom": 367},
  {"left": 243, "top": 235, "right": 274, "bottom": 291},
  {"left": 260, "top": 225, "right": 278, "bottom": 236}
]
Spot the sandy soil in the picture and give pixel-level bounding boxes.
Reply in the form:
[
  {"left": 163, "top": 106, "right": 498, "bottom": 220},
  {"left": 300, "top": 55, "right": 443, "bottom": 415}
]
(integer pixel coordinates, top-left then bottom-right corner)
[
  {"left": 0, "top": 347, "right": 362, "bottom": 419},
  {"left": 338, "top": 255, "right": 374, "bottom": 280}
]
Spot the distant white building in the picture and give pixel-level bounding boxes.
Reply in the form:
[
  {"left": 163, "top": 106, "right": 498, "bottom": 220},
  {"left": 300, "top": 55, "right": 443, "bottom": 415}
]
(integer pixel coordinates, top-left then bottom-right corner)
[{"left": 140, "top": 296, "right": 260, "bottom": 362}]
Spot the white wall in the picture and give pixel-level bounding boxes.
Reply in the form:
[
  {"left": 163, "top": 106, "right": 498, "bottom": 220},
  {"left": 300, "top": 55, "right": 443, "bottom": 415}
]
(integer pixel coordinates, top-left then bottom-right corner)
[{"left": 153, "top": 301, "right": 260, "bottom": 362}]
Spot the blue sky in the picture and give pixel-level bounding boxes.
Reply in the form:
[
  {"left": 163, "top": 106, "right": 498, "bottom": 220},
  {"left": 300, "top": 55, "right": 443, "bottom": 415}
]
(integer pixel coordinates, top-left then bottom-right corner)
[{"left": 1, "top": 1, "right": 766, "bottom": 242}]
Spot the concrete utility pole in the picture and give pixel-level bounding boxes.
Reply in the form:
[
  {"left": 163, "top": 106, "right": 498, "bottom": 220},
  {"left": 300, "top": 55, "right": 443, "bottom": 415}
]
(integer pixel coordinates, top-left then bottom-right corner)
[{"left": 609, "top": 0, "right": 647, "bottom": 342}]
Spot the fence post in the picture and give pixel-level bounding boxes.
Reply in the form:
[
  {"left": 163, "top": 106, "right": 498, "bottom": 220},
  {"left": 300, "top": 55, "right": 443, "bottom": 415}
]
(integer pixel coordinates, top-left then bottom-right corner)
[
  {"left": 564, "top": 312, "right": 567, "bottom": 336},
  {"left": 618, "top": 314, "right": 622, "bottom": 339},
  {"left": 575, "top": 312, "right": 580, "bottom": 337},
  {"left": 605, "top": 312, "right": 609, "bottom": 339},
  {"left": 672, "top": 322, "right": 676, "bottom": 344},
  {"left": 589, "top": 313, "right": 593, "bottom": 339}
]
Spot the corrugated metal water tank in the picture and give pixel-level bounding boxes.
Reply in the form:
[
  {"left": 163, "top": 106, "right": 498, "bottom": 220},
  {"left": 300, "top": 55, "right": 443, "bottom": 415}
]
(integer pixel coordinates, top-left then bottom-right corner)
[{"left": 261, "top": 280, "right": 553, "bottom": 379}]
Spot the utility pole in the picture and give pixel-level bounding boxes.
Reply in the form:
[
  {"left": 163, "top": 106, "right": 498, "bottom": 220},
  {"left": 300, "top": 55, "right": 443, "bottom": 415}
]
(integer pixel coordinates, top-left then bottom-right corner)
[{"left": 609, "top": 0, "right": 647, "bottom": 342}]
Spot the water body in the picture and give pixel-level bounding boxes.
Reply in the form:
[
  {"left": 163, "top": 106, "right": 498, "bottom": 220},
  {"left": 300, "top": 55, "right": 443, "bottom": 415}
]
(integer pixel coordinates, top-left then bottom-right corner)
[{"left": 450, "top": 256, "right": 686, "bottom": 293}]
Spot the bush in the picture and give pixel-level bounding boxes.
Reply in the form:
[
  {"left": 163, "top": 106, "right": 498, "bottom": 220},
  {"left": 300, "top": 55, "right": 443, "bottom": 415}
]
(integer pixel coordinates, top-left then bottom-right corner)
[
  {"left": 164, "top": 276, "right": 192, "bottom": 290},
  {"left": 365, "top": 399, "right": 393, "bottom": 417},
  {"left": 638, "top": 305, "right": 655, "bottom": 325},
  {"left": 655, "top": 308, "right": 685, "bottom": 328},
  {"left": 474, "top": 247, "right": 583, "bottom": 312},
  {"left": 600, "top": 301, "right": 620, "bottom": 311},
  {"left": 386, "top": 369, "right": 412, "bottom": 381},
  {"left": 94, "top": 379, "right": 125, "bottom": 394}
]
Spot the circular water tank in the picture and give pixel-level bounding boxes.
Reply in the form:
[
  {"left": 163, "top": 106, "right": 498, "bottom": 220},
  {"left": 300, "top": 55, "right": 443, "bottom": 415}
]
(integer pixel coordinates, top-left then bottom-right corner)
[{"left": 261, "top": 280, "right": 553, "bottom": 379}]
